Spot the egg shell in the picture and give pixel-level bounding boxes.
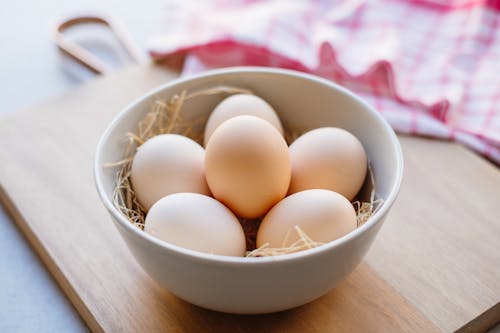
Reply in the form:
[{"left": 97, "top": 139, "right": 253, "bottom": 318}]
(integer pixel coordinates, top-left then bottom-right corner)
[
  {"left": 288, "top": 127, "right": 367, "bottom": 200},
  {"left": 256, "top": 189, "right": 357, "bottom": 249},
  {"left": 205, "top": 115, "right": 291, "bottom": 219},
  {"left": 203, "top": 94, "right": 284, "bottom": 147},
  {"left": 131, "top": 134, "right": 210, "bottom": 211},
  {"left": 145, "top": 193, "right": 246, "bottom": 256}
]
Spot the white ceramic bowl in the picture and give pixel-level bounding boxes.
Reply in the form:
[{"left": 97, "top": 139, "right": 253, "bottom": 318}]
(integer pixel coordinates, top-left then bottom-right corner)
[{"left": 94, "top": 67, "right": 403, "bottom": 314}]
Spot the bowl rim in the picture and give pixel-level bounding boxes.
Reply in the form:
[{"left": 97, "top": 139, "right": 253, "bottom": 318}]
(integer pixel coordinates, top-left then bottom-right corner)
[{"left": 94, "top": 66, "right": 404, "bottom": 266}]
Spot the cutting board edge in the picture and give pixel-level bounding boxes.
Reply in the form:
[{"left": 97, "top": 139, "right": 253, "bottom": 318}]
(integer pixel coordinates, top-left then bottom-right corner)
[
  {"left": 457, "top": 301, "right": 500, "bottom": 333},
  {"left": 0, "top": 184, "right": 102, "bottom": 333}
]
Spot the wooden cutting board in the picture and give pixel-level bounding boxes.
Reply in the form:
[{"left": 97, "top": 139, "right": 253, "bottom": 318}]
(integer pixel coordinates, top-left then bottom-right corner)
[{"left": 0, "top": 65, "right": 499, "bottom": 333}]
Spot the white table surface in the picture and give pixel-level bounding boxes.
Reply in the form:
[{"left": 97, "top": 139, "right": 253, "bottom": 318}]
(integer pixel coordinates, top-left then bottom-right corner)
[{"left": 1, "top": 1, "right": 499, "bottom": 332}]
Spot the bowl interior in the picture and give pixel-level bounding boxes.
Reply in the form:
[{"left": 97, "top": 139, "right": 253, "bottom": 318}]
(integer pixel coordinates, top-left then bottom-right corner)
[{"left": 95, "top": 67, "right": 402, "bottom": 261}]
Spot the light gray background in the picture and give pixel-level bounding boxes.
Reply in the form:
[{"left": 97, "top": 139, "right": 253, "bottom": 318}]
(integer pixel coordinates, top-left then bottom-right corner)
[{"left": 0, "top": 1, "right": 498, "bottom": 332}]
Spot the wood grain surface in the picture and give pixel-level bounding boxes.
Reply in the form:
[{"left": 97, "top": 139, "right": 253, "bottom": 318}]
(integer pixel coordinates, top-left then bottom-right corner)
[
  {"left": 0, "top": 65, "right": 498, "bottom": 332},
  {"left": 366, "top": 136, "right": 500, "bottom": 332}
]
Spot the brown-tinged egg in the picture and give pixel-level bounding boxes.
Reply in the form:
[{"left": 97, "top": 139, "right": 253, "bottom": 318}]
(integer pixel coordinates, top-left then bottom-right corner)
[
  {"left": 145, "top": 193, "right": 246, "bottom": 256},
  {"left": 205, "top": 115, "right": 291, "bottom": 219},
  {"left": 288, "top": 127, "right": 367, "bottom": 200},
  {"left": 131, "top": 134, "right": 210, "bottom": 211},
  {"left": 256, "top": 189, "right": 357, "bottom": 249},
  {"left": 203, "top": 94, "right": 283, "bottom": 146}
]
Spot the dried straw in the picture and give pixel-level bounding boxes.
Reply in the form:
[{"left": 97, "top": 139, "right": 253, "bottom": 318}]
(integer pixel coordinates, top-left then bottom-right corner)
[
  {"left": 105, "top": 85, "right": 383, "bottom": 257},
  {"left": 246, "top": 225, "right": 325, "bottom": 257}
]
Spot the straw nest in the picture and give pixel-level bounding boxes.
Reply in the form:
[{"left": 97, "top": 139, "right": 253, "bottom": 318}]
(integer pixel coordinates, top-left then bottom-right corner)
[{"left": 105, "top": 86, "right": 383, "bottom": 257}]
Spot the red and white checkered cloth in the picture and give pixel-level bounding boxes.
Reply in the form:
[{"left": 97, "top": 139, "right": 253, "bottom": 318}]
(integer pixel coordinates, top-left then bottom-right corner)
[{"left": 149, "top": 0, "right": 500, "bottom": 163}]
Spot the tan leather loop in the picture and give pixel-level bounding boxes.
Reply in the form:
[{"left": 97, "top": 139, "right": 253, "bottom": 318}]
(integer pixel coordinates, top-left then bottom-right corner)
[{"left": 54, "top": 15, "right": 148, "bottom": 74}]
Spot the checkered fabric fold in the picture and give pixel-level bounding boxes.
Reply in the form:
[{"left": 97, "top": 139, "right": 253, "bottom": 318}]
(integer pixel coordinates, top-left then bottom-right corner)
[{"left": 149, "top": 0, "right": 500, "bottom": 163}]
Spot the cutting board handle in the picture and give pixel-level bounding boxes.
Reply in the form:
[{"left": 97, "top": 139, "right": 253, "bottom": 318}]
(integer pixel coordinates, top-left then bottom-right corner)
[{"left": 54, "top": 15, "right": 149, "bottom": 75}]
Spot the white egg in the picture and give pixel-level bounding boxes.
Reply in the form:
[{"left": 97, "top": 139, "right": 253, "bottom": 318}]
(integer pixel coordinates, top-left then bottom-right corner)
[
  {"left": 288, "top": 127, "right": 367, "bottom": 200},
  {"left": 145, "top": 193, "right": 247, "bottom": 257},
  {"left": 257, "top": 189, "right": 357, "bottom": 249},
  {"left": 204, "top": 94, "right": 283, "bottom": 146},
  {"left": 131, "top": 134, "right": 210, "bottom": 211}
]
